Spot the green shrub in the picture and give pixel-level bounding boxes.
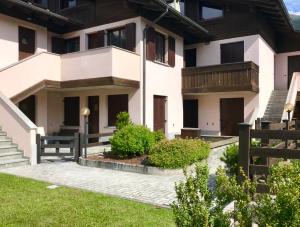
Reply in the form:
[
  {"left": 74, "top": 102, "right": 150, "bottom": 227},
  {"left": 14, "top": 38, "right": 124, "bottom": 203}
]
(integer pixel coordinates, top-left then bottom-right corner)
[
  {"left": 116, "top": 112, "right": 132, "bottom": 130},
  {"left": 221, "top": 140, "right": 261, "bottom": 176},
  {"left": 153, "top": 130, "right": 166, "bottom": 142},
  {"left": 173, "top": 162, "right": 300, "bottom": 227},
  {"left": 110, "top": 125, "right": 155, "bottom": 158},
  {"left": 148, "top": 139, "right": 210, "bottom": 169}
]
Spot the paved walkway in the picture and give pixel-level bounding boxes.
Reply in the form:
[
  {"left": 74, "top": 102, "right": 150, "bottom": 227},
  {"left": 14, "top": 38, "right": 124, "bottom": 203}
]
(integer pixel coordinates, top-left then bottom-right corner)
[{"left": 0, "top": 146, "right": 228, "bottom": 207}]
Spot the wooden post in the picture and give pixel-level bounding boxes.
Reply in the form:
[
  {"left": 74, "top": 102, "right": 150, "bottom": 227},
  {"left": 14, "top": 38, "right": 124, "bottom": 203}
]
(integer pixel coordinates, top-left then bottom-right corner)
[
  {"left": 261, "top": 121, "right": 271, "bottom": 166},
  {"left": 74, "top": 133, "right": 80, "bottom": 163},
  {"left": 36, "top": 134, "right": 41, "bottom": 164},
  {"left": 238, "top": 123, "right": 251, "bottom": 183},
  {"left": 255, "top": 118, "right": 261, "bottom": 130}
]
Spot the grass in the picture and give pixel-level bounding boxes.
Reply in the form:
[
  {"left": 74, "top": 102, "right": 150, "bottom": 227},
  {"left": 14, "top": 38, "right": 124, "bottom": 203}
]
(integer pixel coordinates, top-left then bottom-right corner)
[{"left": 0, "top": 173, "right": 175, "bottom": 227}]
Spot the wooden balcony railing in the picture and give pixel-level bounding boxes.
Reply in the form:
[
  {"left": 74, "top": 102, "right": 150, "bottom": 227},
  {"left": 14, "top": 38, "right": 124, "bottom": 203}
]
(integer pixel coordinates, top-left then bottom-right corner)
[{"left": 182, "top": 61, "right": 259, "bottom": 94}]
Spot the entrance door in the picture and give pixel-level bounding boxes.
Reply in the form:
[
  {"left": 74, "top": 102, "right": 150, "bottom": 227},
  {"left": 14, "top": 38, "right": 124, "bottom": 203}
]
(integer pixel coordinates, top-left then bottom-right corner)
[
  {"left": 19, "top": 95, "right": 36, "bottom": 124},
  {"left": 153, "top": 96, "right": 166, "bottom": 133},
  {"left": 183, "top": 99, "right": 198, "bottom": 128},
  {"left": 64, "top": 97, "right": 80, "bottom": 126},
  {"left": 288, "top": 55, "right": 300, "bottom": 89},
  {"left": 19, "top": 27, "right": 36, "bottom": 60},
  {"left": 88, "top": 96, "right": 99, "bottom": 143},
  {"left": 220, "top": 98, "right": 244, "bottom": 136}
]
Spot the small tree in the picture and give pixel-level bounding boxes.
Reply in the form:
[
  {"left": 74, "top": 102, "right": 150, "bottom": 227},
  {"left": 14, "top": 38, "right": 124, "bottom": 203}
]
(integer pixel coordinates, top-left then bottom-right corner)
[{"left": 116, "top": 112, "right": 132, "bottom": 130}]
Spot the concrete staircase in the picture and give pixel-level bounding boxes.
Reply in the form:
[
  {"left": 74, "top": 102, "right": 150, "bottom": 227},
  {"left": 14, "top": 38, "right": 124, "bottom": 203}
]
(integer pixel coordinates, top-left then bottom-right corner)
[
  {"left": 263, "top": 90, "right": 288, "bottom": 123},
  {"left": 0, "top": 127, "right": 29, "bottom": 169}
]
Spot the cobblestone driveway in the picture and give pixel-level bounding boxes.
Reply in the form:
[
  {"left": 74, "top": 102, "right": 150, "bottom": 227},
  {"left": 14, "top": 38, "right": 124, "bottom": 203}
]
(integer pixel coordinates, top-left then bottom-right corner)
[{"left": 0, "top": 146, "right": 228, "bottom": 206}]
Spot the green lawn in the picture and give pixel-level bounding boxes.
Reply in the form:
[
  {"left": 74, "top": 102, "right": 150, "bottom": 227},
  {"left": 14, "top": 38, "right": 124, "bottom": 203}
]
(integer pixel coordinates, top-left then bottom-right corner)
[{"left": 0, "top": 173, "right": 175, "bottom": 227}]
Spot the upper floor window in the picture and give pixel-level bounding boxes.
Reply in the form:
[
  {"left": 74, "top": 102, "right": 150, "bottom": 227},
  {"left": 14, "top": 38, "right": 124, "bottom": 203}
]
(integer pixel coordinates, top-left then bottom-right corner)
[
  {"left": 200, "top": 5, "right": 223, "bottom": 20},
  {"left": 65, "top": 37, "right": 80, "bottom": 53},
  {"left": 184, "top": 48, "right": 197, "bottom": 67},
  {"left": 220, "top": 41, "right": 244, "bottom": 64},
  {"left": 60, "top": 0, "right": 76, "bottom": 9},
  {"left": 155, "top": 32, "right": 166, "bottom": 63},
  {"left": 32, "top": 0, "right": 48, "bottom": 7},
  {"left": 107, "top": 27, "right": 126, "bottom": 49}
]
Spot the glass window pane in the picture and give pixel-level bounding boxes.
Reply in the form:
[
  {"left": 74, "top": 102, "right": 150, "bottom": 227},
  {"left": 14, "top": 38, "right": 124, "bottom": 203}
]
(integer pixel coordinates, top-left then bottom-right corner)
[{"left": 201, "top": 6, "right": 223, "bottom": 20}]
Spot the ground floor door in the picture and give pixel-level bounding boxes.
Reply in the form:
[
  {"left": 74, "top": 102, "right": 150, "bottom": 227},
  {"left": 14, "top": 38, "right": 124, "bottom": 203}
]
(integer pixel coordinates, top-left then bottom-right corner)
[
  {"left": 288, "top": 55, "right": 300, "bottom": 89},
  {"left": 153, "top": 96, "right": 166, "bottom": 133},
  {"left": 88, "top": 96, "right": 99, "bottom": 143},
  {"left": 64, "top": 97, "right": 80, "bottom": 126},
  {"left": 19, "top": 95, "right": 36, "bottom": 124},
  {"left": 220, "top": 98, "right": 244, "bottom": 136},
  {"left": 183, "top": 99, "right": 198, "bottom": 128}
]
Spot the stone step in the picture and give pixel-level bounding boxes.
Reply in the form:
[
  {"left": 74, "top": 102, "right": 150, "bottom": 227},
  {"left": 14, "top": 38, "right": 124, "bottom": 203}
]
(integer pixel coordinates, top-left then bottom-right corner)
[
  {"left": 0, "top": 139, "right": 13, "bottom": 147},
  {"left": 0, "top": 145, "right": 18, "bottom": 153},
  {"left": 0, "top": 158, "right": 29, "bottom": 169},
  {"left": 0, "top": 151, "right": 23, "bottom": 161},
  {"left": 0, "top": 132, "right": 7, "bottom": 136}
]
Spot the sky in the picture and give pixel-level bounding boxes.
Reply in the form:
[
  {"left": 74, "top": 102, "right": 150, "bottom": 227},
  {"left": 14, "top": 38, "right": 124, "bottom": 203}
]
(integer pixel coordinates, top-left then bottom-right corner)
[{"left": 284, "top": 0, "right": 300, "bottom": 14}]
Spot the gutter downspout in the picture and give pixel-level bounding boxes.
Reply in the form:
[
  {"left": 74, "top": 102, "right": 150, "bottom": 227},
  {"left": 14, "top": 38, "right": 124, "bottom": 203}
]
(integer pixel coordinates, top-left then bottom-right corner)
[{"left": 143, "top": 4, "right": 169, "bottom": 126}]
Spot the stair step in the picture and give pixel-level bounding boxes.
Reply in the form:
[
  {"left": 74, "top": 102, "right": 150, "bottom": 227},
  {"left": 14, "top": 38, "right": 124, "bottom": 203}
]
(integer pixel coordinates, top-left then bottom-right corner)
[
  {"left": 0, "top": 152, "right": 23, "bottom": 161},
  {"left": 0, "top": 158, "right": 29, "bottom": 169},
  {"left": 0, "top": 132, "right": 7, "bottom": 136},
  {"left": 0, "top": 139, "right": 13, "bottom": 146},
  {"left": 0, "top": 145, "right": 18, "bottom": 153}
]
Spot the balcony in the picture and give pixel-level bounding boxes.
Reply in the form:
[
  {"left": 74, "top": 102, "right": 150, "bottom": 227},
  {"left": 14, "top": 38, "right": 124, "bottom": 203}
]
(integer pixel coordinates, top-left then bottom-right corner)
[
  {"left": 182, "top": 61, "right": 259, "bottom": 94},
  {"left": 61, "top": 46, "right": 140, "bottom": 82}
]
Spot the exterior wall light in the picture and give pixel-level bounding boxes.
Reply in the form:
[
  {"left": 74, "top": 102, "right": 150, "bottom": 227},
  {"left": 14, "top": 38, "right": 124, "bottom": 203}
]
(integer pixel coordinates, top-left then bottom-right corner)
[
  {"left": 81, "top": 107, "right": 90, "bottom": 158},
  {"left": 284, "top": 103, "right": 294, "bottom": 121}
]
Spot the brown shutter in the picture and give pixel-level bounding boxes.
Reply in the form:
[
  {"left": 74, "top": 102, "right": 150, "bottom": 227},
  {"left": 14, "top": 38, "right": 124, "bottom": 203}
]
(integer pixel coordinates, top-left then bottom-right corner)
[
  {"left": 52, "top": 37, "right": 65, "bottom": 54},
  {"left": 125, "top": 23, "right": 136, "bottom": 52},
  {"left": 88, "top": 30, "right": 105, "bottom": 50},
  {"left": 168, "top": 36, "right": 175, "bottom": 67},
  {"left": 146, "top": 27, "right": 156, "bottom": 61}
]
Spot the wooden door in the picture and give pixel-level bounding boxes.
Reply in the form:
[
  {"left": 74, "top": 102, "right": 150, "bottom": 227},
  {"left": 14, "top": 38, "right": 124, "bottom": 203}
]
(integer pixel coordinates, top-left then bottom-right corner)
[
  {"left": 220, "top": 98, "right": 244, "bottom": 136},
  {"left": 88, "top": 96, "right": 99, "bottom": 143},
  {"left": 19, "top": 95, "right": 36, "bottom": 124},
  {"left": 19, "top": 27, "right": 36, "bottom": 60},
  {"left": 184, "top": 48, "right": 197, "bottom": 67},
  {"left": 288, "top": 56, "right": 300, "bottom": 89},
  {"left": 183, "top": 99, "right": 198, "bottom": 128},
  {"left": 221, "top": 41, "right": 244, "bottom": 64},
  {"left": 64, "top": 97, "right": 80, "bottom": 126},
  {"left": 153, "top": 96, "right": 166, "bottom": 133}
]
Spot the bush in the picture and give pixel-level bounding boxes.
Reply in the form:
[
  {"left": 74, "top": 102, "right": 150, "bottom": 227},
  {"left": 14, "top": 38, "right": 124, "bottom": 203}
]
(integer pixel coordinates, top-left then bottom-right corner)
[
  {"left": 220, "top": 144, "right": 239, "bottom": 176},
  {"left": 172, "top": 162, "right": 300, "bottom": 227},
  {"left": 116, "top": 112, "right": 132, "bottom": 130},
  {"left": 153, "top": 130, "right": 166, "bottom": 142},
  {"left": 110, "top": 125, "right": 156, "bottom": 158},
  {"left": 148, "top": 139, "right": 210, "bottom": 169},
  {"left": 221, "top": 140, "right": 261, "bottom": 177}
]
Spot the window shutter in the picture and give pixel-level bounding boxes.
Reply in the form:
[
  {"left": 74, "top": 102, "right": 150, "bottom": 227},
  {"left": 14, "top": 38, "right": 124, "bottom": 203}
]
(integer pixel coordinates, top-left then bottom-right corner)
[
  {"left": 51, "top": 37, "right": 65, "bottom": 54},
  {"left": 88, "top": 30, "right": 105, "bottom": 50},
  {"left": 125, "top": 23, "right": 136, "bottom": 52},
  {"left": 146, "top": 27, "right": 156, "bottom": 61},
  {"left": 168, "top": 36, "right": 176, "bottom": 67}
]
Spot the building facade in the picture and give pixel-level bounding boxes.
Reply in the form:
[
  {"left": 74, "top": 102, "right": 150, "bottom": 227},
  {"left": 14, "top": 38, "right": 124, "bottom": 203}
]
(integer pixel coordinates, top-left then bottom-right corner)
[{"left": 0, "top": 0, "right": 300, "bottom": 163}]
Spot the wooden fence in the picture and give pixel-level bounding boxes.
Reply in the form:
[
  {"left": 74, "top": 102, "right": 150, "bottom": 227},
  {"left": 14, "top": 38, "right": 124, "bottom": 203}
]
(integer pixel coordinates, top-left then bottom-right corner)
[
  {"left": 36, "top": 133, "right": 80, "bottom": 164},
  {"left": 238, "top": 119, "right": 300, "bottom": 193}
]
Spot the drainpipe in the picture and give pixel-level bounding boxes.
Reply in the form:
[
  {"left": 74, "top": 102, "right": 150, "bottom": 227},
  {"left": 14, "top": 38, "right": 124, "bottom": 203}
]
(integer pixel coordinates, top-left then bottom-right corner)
[{"left": 143, "top": 3, "right": 169, "bottom": 126}]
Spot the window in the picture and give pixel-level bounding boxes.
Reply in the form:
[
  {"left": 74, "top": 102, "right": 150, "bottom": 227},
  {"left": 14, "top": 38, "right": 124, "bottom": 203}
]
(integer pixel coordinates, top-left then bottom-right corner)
[
  {"left": 184, "top": 48, "right": 197, "bottom": 67},
  {"left": 221, "top": 41, "right": 244, "bottom": 64},
  {"left": 33, "top": 0, "right": 48, "bottom": 7},
  {"left": 107, "top": 94, "right": 128, "bottom": 126},
  {"left": 65, "top": 37, "right": 80, "bottom": 53},
  {"left": 107, "top": 27, "right": 126, "bottom": 49},
  {"left": 88, "top": 31, "right": 105, "bottom": 50},
  {"left": 200, "top": 5, "right": 223, "bottom": 20},
  {"left": 155, "top": 32, "right": 166, "bottom": 63},
  {"left": 60, "top": 0, "right": 76, "bottom": 9}
]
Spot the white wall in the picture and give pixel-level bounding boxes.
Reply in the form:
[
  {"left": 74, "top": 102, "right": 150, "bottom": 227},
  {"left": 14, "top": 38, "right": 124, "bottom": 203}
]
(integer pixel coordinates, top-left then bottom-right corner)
[
  {"left": 0, "top": 13, "right": 48, "bottom": 69},
  {"left": 275, "top": 51, "right": 300, "bottom": 90},
  {"left": 141, "top": 18, "right": 184, "bottom": 138}
]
